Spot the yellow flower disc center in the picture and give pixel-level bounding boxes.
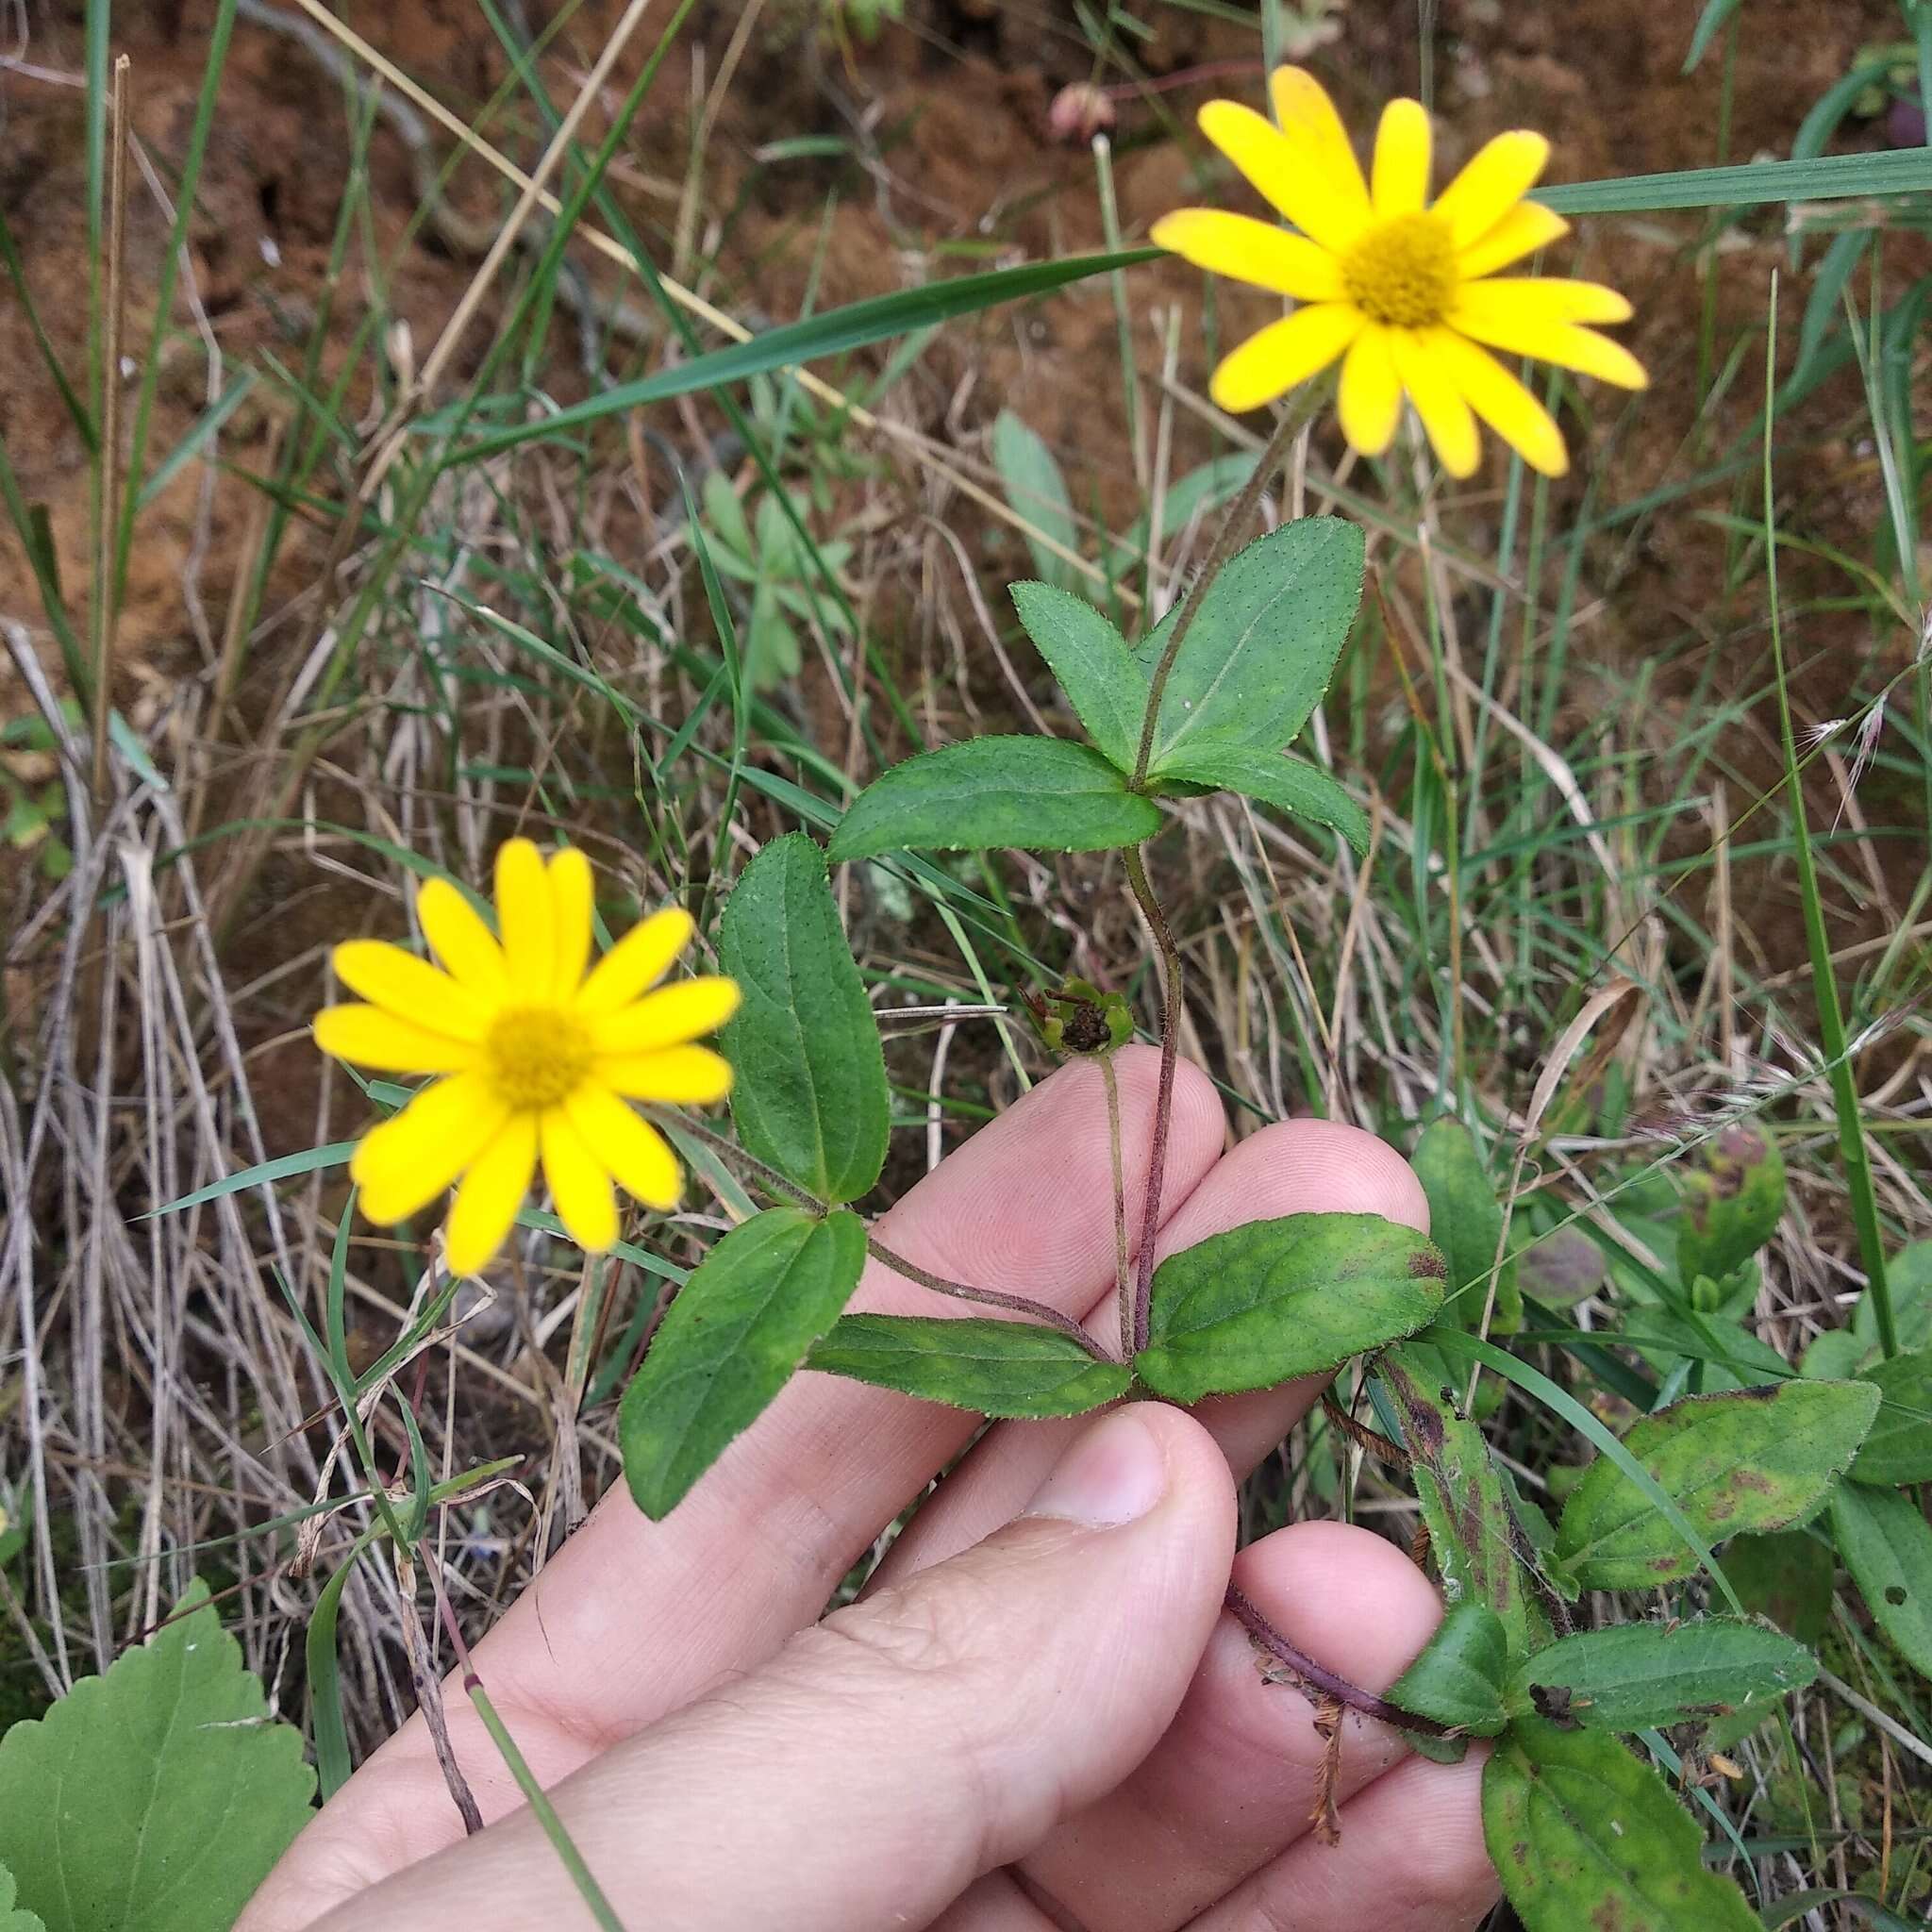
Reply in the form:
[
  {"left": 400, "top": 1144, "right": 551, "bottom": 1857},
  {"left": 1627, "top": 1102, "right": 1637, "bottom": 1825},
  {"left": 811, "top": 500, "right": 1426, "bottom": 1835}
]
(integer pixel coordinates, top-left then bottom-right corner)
[
  {"left": 484, "top": 1005, "right": 594, "bottom": 1110},
  {"left": 1341, "top": 211, "right": 1457, "bottom": 329}
]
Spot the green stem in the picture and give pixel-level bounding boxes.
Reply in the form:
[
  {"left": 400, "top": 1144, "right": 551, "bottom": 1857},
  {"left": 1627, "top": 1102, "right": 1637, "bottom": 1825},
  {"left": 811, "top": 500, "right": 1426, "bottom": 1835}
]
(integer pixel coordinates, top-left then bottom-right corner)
[
  {"left": 652, "top": 1111, "right": 1116, "bottom": 1361},
  {"left": 1129, "top": 408, "right": 1302, "bottom": 791},
  {"left": 1761, "top": 277, "right": 1894, "bottom": 1355},
  {"left": 428, "top": 1574, "right": 625, "bottom": 1932}
]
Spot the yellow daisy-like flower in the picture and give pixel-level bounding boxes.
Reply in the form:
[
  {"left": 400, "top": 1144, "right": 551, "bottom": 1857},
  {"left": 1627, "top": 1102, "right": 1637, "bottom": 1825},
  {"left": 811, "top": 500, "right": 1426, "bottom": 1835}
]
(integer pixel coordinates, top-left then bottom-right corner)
[
  {"left": 313, "top": 840, "right": 740, "bottom": 1276},
  {"left": 1152, "top": 67, "right": 1646, "bottom": 477}
]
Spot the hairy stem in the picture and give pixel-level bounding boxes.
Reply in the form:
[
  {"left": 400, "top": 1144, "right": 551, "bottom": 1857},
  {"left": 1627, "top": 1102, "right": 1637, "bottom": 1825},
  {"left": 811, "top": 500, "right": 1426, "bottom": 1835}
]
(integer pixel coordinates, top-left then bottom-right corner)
[
  {"left": 1225, "top": 1584, "right": 1450, "bottom": 1738},
  {"left": 1100, "top": 1054, "right": 1133, "bottom": 1361},
  {"left": 651, "top": 1109, "right": 1116, "bottom": 1362},
  {"left": 1123, "top": 844, "right": 1182, "bottom": 1357},
  {"left": 1129, "top": 408, "right": 1302, "bottom": 791}
]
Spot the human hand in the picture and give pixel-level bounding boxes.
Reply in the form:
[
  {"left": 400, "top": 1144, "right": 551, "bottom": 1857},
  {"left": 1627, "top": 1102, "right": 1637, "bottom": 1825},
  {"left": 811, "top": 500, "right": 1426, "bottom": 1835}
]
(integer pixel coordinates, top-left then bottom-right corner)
[{"left": 240, "top": 1048, "right": 1498, "bottom": 1931}]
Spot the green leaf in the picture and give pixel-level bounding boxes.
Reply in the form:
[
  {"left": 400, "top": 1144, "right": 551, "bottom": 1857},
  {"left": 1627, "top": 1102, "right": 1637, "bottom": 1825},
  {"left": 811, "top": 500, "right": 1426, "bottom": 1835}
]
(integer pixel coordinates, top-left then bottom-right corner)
[
  {"left": 991, "top": 413, "right": 1080, "bottom": 591},
  {"left": 1412, "top": 1118, "right": 1521, "bottom": 1336},
  {"left": 1133, "top": 1212, "right": 1445, "bottom": 1404},
  {"left": 1722, "top": 1531, "right": 1834, "bottom": 1646},
  {"left": 1536, "top": 144, "right": 1932, "bottom": 217},
  {"left": 718, "top": 832, "right": 890, "bottom": 1205},
  {"left": 1148, "top": 741, "right": 1370, "bottom": 856},
  {"left": 1134, "top": 518, "right": 1363, "bottom": 772},
  {"left": 1386, "top": 1603, "right": 1509, "bottom": 1738},
  {"left": 1676, "top": 1124, "right": 1787, "bottom": 1290},
  {"left": 1482, "top": 1720, "right": 1758, "bottom": 1932},
  {"left": 1851, "top": 1348, "right": 1932, "bottom": 1487},
  {"left": 449, "top": 247, "right": 1160, "bottom": 461},
  {"left": 1555, "top": 1380, "right": 1879, "bottom": 1591},
  {"left": 1008, "top": 581, "right": 1145, "bottom": 769},
  {"left": 1854, "top": 1241, "right": 1932, "bottom": 1357},
  {"left": 1516, "top": 1226, "right": 1606, "bottom": 1308},
  {"left": 621, "top": 1208, "right": 868, "bottom": 1519},
  {"left": 1506, "top": 1618, "right": 1817, "bottom": 1735},
  {"left": 1830, "top": 1481, "right": 1932, "bottom": 1682},
  {"left": 807, "top": 1314, "right": 1130, "bottom": 1418},
  {"left": 827, "top": 738, "right": 1162, "bottom": 862},
  {"left": 0, "top": 1866, "right": 45, "bottom": 1932},
  {"left": 1382, "top": 1346, "right": 1538, "bottom": 1657},
  {"left": 0, "top": 1582, "right": 315, "bottom": 1932}
]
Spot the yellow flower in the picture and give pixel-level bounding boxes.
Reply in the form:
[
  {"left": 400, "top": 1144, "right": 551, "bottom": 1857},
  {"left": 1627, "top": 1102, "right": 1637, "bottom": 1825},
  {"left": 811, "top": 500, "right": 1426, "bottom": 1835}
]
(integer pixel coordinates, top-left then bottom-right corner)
[
  {"left": 1152, "top": 67, "right": 1646, "bottom": 477},
  {"left": 313, "top": 840, "right": 740, "bottom": 1276}
]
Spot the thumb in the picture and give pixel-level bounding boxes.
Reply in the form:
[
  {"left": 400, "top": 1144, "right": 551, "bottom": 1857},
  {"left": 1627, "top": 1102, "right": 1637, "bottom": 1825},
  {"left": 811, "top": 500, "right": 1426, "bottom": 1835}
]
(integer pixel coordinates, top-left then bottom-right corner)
[{"left": 317, "top": 1403, "right": 1237, "bottom": 1932}]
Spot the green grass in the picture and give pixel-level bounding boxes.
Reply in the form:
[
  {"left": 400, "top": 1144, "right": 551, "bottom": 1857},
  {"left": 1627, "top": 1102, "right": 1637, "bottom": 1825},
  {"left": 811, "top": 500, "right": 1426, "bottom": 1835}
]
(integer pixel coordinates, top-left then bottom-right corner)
[{"left": 1, "top": 0, "right": 1928, "bottom": 1922}]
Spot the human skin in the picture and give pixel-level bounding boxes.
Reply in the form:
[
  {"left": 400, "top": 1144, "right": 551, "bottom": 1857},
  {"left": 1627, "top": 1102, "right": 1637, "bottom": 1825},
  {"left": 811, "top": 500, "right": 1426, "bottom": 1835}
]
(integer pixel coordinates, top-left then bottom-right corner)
[{"left": 240, "top": 1046, "right": 1499, "bottom": 1931}]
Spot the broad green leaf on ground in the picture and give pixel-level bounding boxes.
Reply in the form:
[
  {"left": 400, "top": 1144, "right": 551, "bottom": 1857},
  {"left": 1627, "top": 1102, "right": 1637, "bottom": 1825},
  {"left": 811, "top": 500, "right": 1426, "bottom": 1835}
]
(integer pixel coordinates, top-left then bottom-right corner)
[
  {"left": 1386, "top": 1602, "right": 1509, "bottom": 1739},
  {"left": 1722, "top": 1531, "right": 1834, "bottom": 1646},
  {"left": 1412, "top": 1118, "right": 1521, "bottom": 1335},
  {"left": 0, "top": 1582, "right": 314, "bottom": 1932},
  {"left": 1619, "top": 1307, "right": 1790, "bottom": 1391},
  {"left": 1134, "top": 1213, "right": 1444, "bottom": 1404},
  {"left": 718, "top": 832, "right": 890, "bottom": 1204},
  {"left": 1851, "top": 1348, "right": 1932, "bottom": 1487},
  {"left": 1676, "top": 1124, "right": 1786, "bottom": 1290},
  {"left": 1505, "top": 1618, "right": 1817, "bottom": 1734},
  {"left": 0, "top": 1868, "right": 44, "bottom": 1932},
  {"left": 991, "top": 413, "right": 1080, "bottom": 591},
  {"left": 1853, "top": 1241, "right": 1932, "bottom": 1357},
  {"left": 1382, "top": 1346, "right": 1537, "bottom": 1656},
  {"left": 1008, "top": 581, "right": 1145, "bottom": 769},
  {"left": 1132, "top": 518, "right": 1364, "bottom": 771},
  {"left": 1144, "top": 741, "right": 1370, "bottom": 856},
  {"left": 1802, "top": 1328, "right": 1869, "bottom": 1380},
  {"left": 1555, "top": 1379, "right": 1879, "bottom": 1591},
  {"left": 807, "top": 1314, "right": 1129, "bottom": 1417},
  {"left": 1830, "top": 1481, "right": 1932, "bottom": 1682},
  {"left": 827, "top": 738, "right": 1162, "bottom": 862},
  {"left": 622, "top": 1207, "right": 867, "bottom": 1518},
  {"left": 1483, "top": 1721, "right": 1758, "bottom": 1932}
]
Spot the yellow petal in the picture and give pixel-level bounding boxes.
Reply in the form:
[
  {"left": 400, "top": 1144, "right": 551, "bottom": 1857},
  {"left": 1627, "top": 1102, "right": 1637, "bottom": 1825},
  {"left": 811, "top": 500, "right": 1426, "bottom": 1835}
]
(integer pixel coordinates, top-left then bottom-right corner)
[
  {"left": 353, "top": 1073, "right": 510, "bottom": 1224},
  {"left": 1336, "top": 325, "right": 1402, "bottom": 457},
  {"left": 332, "top": 940, "right": 488, "bottom": 1039},
  {"left": 1457, "top": 201, "right": 1570, "bottom": 278},
  {"left": 541, "top": 1107, "right": 618, "bottom": 1254},
  {"left": 1198, "top": 98, "right": 1367, "bottom": 257},
  {"left": 1268, "top": 67, "right": 1373, "bottom": 243},
  {"left": 596, "top": 1045, "right": 735, "bottom": 1106},
  {"left": 1450, "top": 307, "right": 1648, "bottom": 389},
  {"left": 417, "top": 877, "right": 508, "bottom": 1001},
  {"left": 313, "top": 1005, "right": 478, "bottom": 1074},
  {"left": 1430, "top": 332, "right": 1569, "bottom": 476},
  {"left": 1371, "top": 98, "right": 1431, "bottom": 218},
  {"left": 591, "top": 978, "right": 742, "bottom": 1055},
  {"left": 1150, "top": 208, "right": 1342, "bottom": 301},
  {"left": 493, "top": 840, "right": 554, "bottom": 1000},
  {"left": 1430, "top": 130, "right": 1550, "bottom": 247},
  {"left": 575, "top": 906, "right": 697, "bottom": 1018},
  {"left": 1456, "top": 278, "right": 1633, "bottom": 327},
  {"left": 444, "top": 1112, "right": 540, "bottom": 1276},
  {"left": 1208, "top": 303, "right": 1362, "bottom": 414},
  {"left": 1391, "top": 329, "right": 1481, "bottom": 479},
  {"left": 547, "top": 847, "right": 595, "bottom": 1000},
  {"left": 563, "top": 1083, "right": 681, "bottom": 1210}
]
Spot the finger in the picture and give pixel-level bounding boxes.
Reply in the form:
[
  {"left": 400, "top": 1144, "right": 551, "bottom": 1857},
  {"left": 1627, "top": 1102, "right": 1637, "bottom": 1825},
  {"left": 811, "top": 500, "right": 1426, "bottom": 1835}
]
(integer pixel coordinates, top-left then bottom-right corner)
[
  {"left": 1015, "top": 1520, "right": 1445, "bottom": 1932},
  {"left": 240, "top": 1047, "right": 1226, "bottom": 1928},
  {"left": 308, "top": 1405, "right": 1238, "bottom": 1932},
  {"left": 1190, "top": 1743, "right": 1495, "bottom": 1932},
  {"left": 870, "top": 1117, "right": 1427, "bottom": 1583}
]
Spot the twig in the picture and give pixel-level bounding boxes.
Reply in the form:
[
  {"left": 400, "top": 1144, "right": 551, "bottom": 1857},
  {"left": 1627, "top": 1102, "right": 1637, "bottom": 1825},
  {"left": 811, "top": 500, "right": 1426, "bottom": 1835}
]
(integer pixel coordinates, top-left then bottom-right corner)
[{"left": 1225, "top": 1583, "right": 1450, "bottom": 1737}]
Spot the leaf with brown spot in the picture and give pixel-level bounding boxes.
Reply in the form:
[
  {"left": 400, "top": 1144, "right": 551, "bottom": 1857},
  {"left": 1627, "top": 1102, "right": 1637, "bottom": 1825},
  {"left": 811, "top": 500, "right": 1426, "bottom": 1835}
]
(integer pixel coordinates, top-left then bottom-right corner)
[
  {"left": 1556, "top": 1379, "right": 1879, "bottom": 1591},
  {"left": 1483, "top": 1720, "right": 1759, "bottom": 1932}
]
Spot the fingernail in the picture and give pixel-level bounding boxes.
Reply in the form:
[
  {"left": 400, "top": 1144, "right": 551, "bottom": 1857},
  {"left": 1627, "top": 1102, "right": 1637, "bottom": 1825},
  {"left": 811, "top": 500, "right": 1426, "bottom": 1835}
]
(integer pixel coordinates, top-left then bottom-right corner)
[{"left": 1022, "top": 1407, "right": 1167, "bottom": 1528}]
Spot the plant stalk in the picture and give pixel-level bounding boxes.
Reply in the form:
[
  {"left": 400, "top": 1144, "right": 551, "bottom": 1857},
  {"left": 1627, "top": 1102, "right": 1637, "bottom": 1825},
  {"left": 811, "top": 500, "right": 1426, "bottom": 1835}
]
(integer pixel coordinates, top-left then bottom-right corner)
[
  {"left": 1122, "top": 843, "right": 1182, "bottom": 1357},
  {"left": 652, "top": 1110, "right": 1115, "bottom": 1361},
  {"left": 1225, "top": 1584, "right": 1450, "bottom": 1737}
]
